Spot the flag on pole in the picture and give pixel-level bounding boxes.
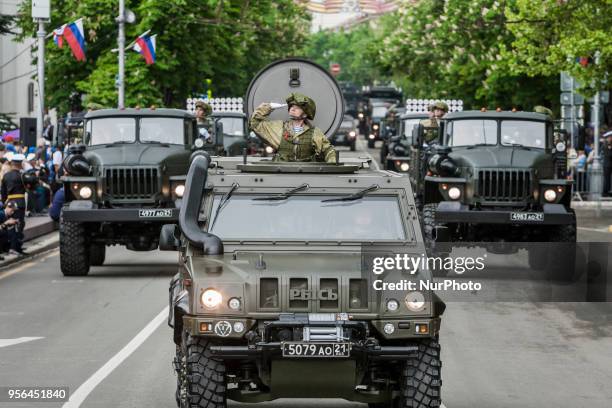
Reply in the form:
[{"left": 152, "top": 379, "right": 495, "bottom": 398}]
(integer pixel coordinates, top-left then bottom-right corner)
[
  {"left": 53, "top": 25, "right": 65, "bottom": 48},
  {"left": 62, "top": 19, "right": 87, "bottom": 61},
  {"left": 133, "top": 33, "right": 157, "bottom": 65}
]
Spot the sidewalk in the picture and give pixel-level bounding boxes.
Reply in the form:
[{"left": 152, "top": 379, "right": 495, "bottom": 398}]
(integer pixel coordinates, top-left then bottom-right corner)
[
  {"left": 571, "top": 199, "right": 612, "bottom": 217},
  {"left": 0, "top": 215, "right": 59, "bottom": 269}
]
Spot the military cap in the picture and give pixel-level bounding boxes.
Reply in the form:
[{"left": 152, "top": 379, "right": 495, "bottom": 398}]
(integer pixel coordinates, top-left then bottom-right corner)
[
  {"left": 286, "top": 93, "right": 316, "bottom": 120},
  {"left": 195, "top": 101, "right": 212, "bottom": 115},
  {"left": 431, "top": 101, "right": 449, "bottom": 112}
]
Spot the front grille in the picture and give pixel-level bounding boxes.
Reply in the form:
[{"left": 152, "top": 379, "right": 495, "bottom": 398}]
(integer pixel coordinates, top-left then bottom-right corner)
[
  {"left": 105, "top": 167, "right": 160, "bottom": 201},
  {"left": 476, "top": 169, "right": 531, "bottom": 203}
]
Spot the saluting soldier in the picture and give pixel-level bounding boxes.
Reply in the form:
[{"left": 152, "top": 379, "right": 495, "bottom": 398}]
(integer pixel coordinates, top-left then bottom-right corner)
[
  {"left": 420, "top": 101, "right": 449, "bottom": 144},
  {"left": 249, "top": 93, "right": 337, "bottom": 163}
]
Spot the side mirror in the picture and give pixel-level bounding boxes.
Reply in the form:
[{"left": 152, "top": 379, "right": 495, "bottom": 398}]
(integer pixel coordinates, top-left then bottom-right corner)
[
  {"left": 84, "top": 131, "right": 91, "bottom": 145},
  {"left": 438, "top": 121, "right": 446, "bottom": 145},
  {"left": 215, "top": 121, "right": 224, "bottom": 146},
  {"left": 159, "top": 224, "right": 180, "bottom": 251},
  {"left": 412, "top": 124, "right": 424, "bottom": 147}
]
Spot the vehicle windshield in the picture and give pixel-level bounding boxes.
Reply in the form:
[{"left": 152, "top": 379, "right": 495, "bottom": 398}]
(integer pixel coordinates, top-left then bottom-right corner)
[
  {"left": 341, "top": 119, "right": 354, "bottom": 128},
  {"left": 372, "top": 106, "right": 388, "bottom": 118},
  {"left": 501, "top": 120, "right": 546, "bottom": 148},
  {"left": 217, "top": 117, "right": 245, "bottom": 137},
  {"left": 447, "top": 119, "right": 497, "bottom": 147},
  {"left": 87, "top": 117, "right": 136, "bottom": 145},
  {"left": 140, "top": 117, "right": 186, "bottom": 144},
  {"left": 403, "top": 119, "right": 422, "bottom": 137},
  {"left": 208, "top": 195, "right": 407, "bottom": 241}
]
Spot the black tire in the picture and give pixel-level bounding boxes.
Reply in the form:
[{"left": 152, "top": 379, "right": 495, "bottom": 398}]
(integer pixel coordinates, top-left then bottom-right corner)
[
  {"left": 59, "top": 219, "right": 90, "bottom": 276},
  {"left": 527, "top": 246, "right": 547, "bottom": 271},
  {"left": 422, "top": 204, "right": 449, "bottom": 276},
  {"left": 380, "top": 144, "right": 388, "bottom": 168},
  {"left": 90, "top": 244, "right": 106, "bottom": 266},
  {"left": 176, "top": 333, "right": 227, "bottom": 408},
  {"left": 398, "top": 338, "right": 442, "bottom": 408},
  {"left": 350, "top": 140, "right": 356, "bottom": 151},
  {"left": 546, "top": 224, "right": 577, "bottom": 281},
  {"left": 368, "top": 139, "right": 375, "bottom": 149}
]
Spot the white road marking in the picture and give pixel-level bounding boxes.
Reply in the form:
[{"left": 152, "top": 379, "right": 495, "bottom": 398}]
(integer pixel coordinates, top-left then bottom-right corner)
[
  {"left": 62, "top": 306, "right": 169, "bottom": 408},
  {"left": 577, "top": 226, "right": 610, "bottom": 234},
  {"left": 0, "top": 251, "right": 58, "bottom": 280},
  {"left": 355, "top": 137, "right": 380, "bottom": 170},
  {"left": 0, "top": 337, "right": 44, "bottom": 348}
]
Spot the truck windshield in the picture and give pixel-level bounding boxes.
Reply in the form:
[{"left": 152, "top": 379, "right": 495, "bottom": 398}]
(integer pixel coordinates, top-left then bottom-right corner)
[
  {"left": 88, "top": 118, "right": 136, "bottom": 145},
  {"left": 140, "top": 117, "right": 186, "bottom": 144},
  {"left": 208, "top": 195, "right": 407, "bottom": 241},
  {"left": 217, "top": 117, "right": 245, "bottom": 136},
  {"left": 501, "top": 120, "right": 546, "bottom": 149},
  {"left": 372, "top": 106, "right": 388, "bottom": 118},
  {"left": 403, "top": 119, "right": 422, "bottom": 137},
  {"left": 447, "top": 119, "right": 497, "bottom": 147}
]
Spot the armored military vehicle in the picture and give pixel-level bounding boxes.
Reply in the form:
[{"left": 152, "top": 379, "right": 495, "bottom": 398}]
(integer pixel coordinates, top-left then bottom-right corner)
[
  {"left": 410, "top": 110, "right": 576, "bottom": 276},
  {"left": 164, "top": 58, "right": 444, "bottom": 408},
  {"left": 383, "top": 112, "right": 428, "bottom": 172},
  {"left": 59, "top": 108, "right": 201, "bottom": 276}
]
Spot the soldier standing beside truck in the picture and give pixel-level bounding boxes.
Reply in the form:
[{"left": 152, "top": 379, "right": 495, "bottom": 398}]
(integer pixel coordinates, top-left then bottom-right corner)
[
  {"left": 420, "top": 101, "right": 449, "bottom": 144},
  {"left": 250, "top": 93, "right": 337, "bottom": 163}
]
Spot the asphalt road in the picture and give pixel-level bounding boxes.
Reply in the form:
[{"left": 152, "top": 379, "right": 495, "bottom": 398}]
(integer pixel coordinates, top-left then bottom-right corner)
[{"left": 0, "top": 139, "right": 611, "bottom": 408}]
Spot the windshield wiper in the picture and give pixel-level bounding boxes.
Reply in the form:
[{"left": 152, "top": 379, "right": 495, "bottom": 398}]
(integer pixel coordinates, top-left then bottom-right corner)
[
  {"left": 509, "top": 143, "right": 531, "bottom": 150},
  {"left": 106, "top": 141, "right": 131, "bottom": 146},
  {"left": 466, "top": 143, "right": 491, "bottom": 149},
  {"left": 252, "top": 183, "right": 310, "bottom": 201},
  {"left": 321, "top": 184, "right": 379, "bottom": 203},
  {"left": 209, "top": 182, "right": 239, "bottom": 230}
]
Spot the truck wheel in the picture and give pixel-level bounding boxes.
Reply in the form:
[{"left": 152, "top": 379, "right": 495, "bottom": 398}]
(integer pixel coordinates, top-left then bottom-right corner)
[
  {"left": 399, "top": 338, "right": 442, "bottom": 408},
  {"left": 546, "top": 224, "right": 577, "bottom": 281},
  {"left": 350, "top": 140, "right": 356, "bottom": 151},
  {"left": 60, "top": 220, "right": 90, "bottom": 276},
  {"left": 368, "top": 139, "right": 375, "bottom": 149},
  {"left": 380, "top": 145, "right": 388, "bottom": 168},
  {"left": 177, "top": 333, "right": 227, "bottom": 408},
  {"left": 90, "top": 244, "right": 106, "bottom": 266},
  {"left": 527, "top": 246, "right": 547, "bottom": 271},
  {"left": 422, "top": 204, "right": 436, "bottom": 247}
]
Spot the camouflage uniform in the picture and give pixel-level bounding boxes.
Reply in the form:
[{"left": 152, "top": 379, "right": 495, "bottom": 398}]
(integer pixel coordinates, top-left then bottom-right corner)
[
  {"left": 420, "top": 101, "right": 448, "bottom": 143},
  {"left": 249, "top": 94, "right": 337, "bottom": 163},
  {"left": 195, "top": 101, "right": 213, "bottom": 141}
]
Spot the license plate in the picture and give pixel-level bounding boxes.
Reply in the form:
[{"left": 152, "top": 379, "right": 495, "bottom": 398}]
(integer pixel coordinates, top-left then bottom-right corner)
[
  {"left": 282, "top": 342, "right": 351, "bottom": 358},
  {"left": 510, "top": 212, "right": 544, "bottom": 222},
  {"left": 139, "top": 209, "right": 173, "bottom": 218}
]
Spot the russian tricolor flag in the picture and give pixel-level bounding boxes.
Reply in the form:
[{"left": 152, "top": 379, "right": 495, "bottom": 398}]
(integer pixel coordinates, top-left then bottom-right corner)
[
  {"left": 133, "top": 34, "right": 157, "bottom": 65},
  {"left": 53, "top": 19, "right": 86, "bottom": 61}
]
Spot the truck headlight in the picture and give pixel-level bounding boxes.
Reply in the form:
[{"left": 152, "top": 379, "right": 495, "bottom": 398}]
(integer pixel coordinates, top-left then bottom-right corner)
[
  {"left": 383, "top": 323, "right": 395, "bottom": 334},
  {"left": 544, "top": 189, "right": 557, "bottom": 202},
  {"left": 386, "top": 299, "right": 400, "bottom": 312},
  {"left": 194, "top": 138, "right": 205, "bottom": 148},
  {"left": 358, "top": 112, "right": 364, "bottom": 119},
  {"left": 265, "top": 146, "right": 274, "bottom": 154},
  {"left": 373, "top": 124, "right": 379, "bottom": 130},
  {"left": 79, "top": 186, "right": 93, "bottom": 199},
  {"left": 349, "top": 131, "right": 356, "bottom": 138},
  {"left": 174, "top": 184, "right": 185, "bottom": 198},
  {"left": 202, "top": 289, "right": 223, "bottom": 309},
  {"left": 399, "top": 162, "right": 409, "bottom": 172},
  {"left": 555, "top": 142, "right": 566, "bottom": 152},
  {"left": 228, "top": 297, "right": 241, "bottom": 310},
  {"left": 405, "top": 291, "right": 425, "bottom": 311},
  {"left": 368, "top": 134, "right": 375, "bottom": 139},
  {"left": 448, "top": 186, "right": 461, "bottom": 200}
]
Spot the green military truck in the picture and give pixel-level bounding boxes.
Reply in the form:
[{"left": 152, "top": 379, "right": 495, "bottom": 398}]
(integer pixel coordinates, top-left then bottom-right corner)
[
  {"left": 409, "top": 110, "right": 575, "bottom": 275},
  {"left": 60, "top": 108, "right": 200, "bottom": 276},
  {"left": 163, "top": 58, "right": 444, "bottom": 408},
  {"left": 382, "top": 112, "right": 427, "bottom": 172}
]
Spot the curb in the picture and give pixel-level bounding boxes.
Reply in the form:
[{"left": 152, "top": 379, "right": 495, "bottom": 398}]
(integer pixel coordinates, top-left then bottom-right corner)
[{"left": 0, "top": 232, "right": 59, "bottom": 270}]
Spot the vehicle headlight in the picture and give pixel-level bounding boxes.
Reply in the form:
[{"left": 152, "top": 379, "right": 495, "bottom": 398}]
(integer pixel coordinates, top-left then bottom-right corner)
[
  {"left": 349, "top": 131, "right": 356, "bottom": 138},
  {"left": 233, "top": 322, "right": 245, "bottom": 333},
  {"left": 448, "top": 186, "right": 461, "bottom": 200},
  {"left": 201, "top": 289, "right": 223, "bottom": 309},
  {"left": 399, "top": 162, "right": 410, "bottom": 172},
  {"left": 79, "top": 186, "right": 93, "bottom": 199},
  {"left": 174, "top": 184, "right": 185, "bottom": 198},
  {"left": 555, "top": 142, "right": 566, "bottom": 152},
  {"left": 544, "top": 189, "right": 557, "bottom": 202},
  {"left": 383, "top": 323, "right": 395, "bottom": 334},
  {"left": 228, "top": 297, "right": 241, "bottom": 310},
  {"left": 386, "top": 299, "right": 400, "bottom": 312},
  {"left": 368, "top": 134, "right": 375, "bottom": 139},
  {"left": 358, "top": 112, "right": 364, "bottom": 119},
  {"left": 405, "top": 291, "right": 425, "bottom": 311},
  {"left": 265, "top": 146, "right": 274, "bottom": 154},
  {"left": 373, "top": 124, "right": 379, "bottom": 130},
  {"left": 194, "top": 138, "right": 205, "bottom": 148}
]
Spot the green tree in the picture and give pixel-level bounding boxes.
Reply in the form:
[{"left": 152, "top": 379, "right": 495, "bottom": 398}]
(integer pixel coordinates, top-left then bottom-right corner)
[
  {"left": 501, "top": 0, "right": 612, "bottom": 95},
  {"left": 15, "top": 0, "right": 310, "bottom": 113}
]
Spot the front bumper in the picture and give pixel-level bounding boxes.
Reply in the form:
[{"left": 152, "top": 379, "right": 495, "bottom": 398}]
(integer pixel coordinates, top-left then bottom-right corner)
[
  {"left": 435, "top": 202, "right": 575, "bottom": 225},
  {"left": 62, "top": 200, "right": 179, "bottom": 222}
]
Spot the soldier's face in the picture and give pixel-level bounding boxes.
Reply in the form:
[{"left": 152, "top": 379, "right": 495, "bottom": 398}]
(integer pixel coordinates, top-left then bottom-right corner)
[
  {"left": 195, "top": 108, "right": 205, "bottom": 118},
  {"left": 433, "top": 108, "right": 445, "bottom": 118},
  {"left": 289, "top": 105, "right": 305, "bottom": 119}
]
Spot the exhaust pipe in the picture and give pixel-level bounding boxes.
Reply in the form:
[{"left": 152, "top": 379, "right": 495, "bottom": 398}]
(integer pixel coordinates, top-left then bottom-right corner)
[{"left": 179, "top": 153, "right": 224, "bottom": 255}]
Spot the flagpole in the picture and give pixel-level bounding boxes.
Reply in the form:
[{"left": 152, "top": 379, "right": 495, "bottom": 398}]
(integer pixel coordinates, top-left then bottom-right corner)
[{"left": 117, "top": 0, "right": 126, "bottom": 108}]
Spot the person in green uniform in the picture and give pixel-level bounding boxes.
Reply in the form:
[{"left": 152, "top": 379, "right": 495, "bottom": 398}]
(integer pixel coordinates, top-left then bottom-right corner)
[
  {"left": 249, "top": 93, "right": 337, "bottom": 163},
  {"left": 420, "top": 101, "right": 449, "bottom": 144}
]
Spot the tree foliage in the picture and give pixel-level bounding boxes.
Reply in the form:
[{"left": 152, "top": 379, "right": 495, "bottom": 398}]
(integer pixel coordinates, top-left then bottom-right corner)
[
  {"left": 15, "top": 0, "right": 310, "bottom": 113},
  {"left": 501, "top": 0, "right": 612, "bottom": 95},
  {"left": 377, "top": 0, "right": 558, "bottom": 110}
]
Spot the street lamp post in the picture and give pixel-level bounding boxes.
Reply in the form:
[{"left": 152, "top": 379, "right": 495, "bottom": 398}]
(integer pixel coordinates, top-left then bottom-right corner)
[
  {"left": 588, "top": 51, "right": 602, "bottom": 202},
  {"left": 117, "top": 0, "right": 126, "bottom": 109},
  {"left": 36, "top": 20, "right": 46, "bottom": 143}
]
